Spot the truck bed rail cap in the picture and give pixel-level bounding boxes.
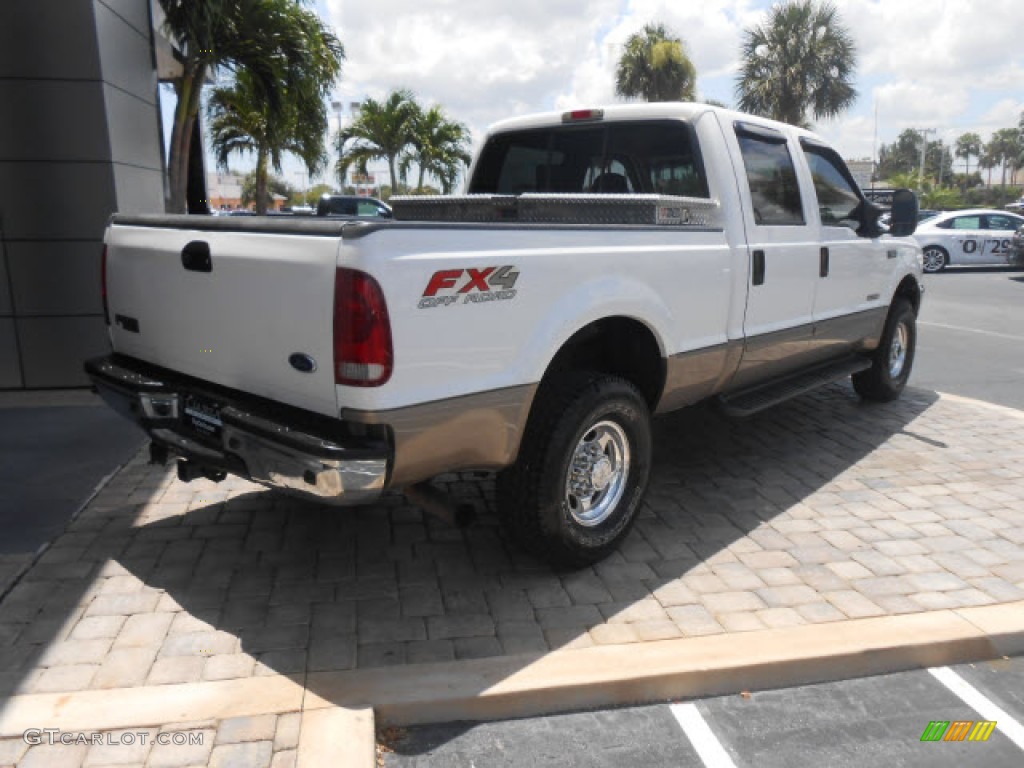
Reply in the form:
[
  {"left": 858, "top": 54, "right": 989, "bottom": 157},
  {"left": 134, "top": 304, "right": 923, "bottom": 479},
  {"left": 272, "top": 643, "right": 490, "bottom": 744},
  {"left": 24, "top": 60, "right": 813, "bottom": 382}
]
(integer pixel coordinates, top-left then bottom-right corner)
[{"left": 110, "top": 213, "right": 349, "bottom": 236}]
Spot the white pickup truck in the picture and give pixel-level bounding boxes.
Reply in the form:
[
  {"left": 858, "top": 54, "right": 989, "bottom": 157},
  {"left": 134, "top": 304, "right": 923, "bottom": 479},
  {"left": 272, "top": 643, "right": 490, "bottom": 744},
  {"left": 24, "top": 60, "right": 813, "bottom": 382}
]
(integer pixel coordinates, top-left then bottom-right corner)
[{"left": 87, "top": 103, "right": 924, "bottom": 568}]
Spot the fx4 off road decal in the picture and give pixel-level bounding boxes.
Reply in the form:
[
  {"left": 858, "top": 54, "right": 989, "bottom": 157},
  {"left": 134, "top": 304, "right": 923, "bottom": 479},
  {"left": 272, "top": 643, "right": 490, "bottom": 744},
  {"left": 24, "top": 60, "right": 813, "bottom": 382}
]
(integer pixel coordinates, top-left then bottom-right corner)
[{"left": 418, "top": 266, "right": 520, "bottom": 308}]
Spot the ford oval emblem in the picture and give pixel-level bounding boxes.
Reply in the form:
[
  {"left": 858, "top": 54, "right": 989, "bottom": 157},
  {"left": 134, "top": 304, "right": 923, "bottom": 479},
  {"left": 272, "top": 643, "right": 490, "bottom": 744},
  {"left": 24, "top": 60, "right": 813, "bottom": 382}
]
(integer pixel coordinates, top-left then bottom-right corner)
[{"left": 288, "top": 353, "right": 317, "bottom": 373}]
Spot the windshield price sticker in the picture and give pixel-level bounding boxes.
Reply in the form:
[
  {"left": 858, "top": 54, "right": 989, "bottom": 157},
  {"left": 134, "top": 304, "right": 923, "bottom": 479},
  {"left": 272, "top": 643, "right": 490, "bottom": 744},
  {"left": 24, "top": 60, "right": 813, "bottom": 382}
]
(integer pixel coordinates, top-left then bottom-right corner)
[{"left": 418, "top": 266, "right": 519, "bottom": 308}]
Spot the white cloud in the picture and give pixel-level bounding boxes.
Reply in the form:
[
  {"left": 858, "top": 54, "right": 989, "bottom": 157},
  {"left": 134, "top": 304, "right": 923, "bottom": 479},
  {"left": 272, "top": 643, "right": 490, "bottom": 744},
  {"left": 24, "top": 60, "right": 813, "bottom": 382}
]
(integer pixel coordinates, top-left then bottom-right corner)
[
  {"left": 275, "top": 0, "right": 1023, "bottom": 183},
  {"left": 975, "top": 98, "right": 1024, "bottom": 136},
  {"left": 814, "top": 114, "right": 878, "bottom": 160},
  {"left": 327, "top": 0, "right": 621, "bottom": 138},
  {"left": 835, "top": 0, "right": 1023, "bottom": 85}
]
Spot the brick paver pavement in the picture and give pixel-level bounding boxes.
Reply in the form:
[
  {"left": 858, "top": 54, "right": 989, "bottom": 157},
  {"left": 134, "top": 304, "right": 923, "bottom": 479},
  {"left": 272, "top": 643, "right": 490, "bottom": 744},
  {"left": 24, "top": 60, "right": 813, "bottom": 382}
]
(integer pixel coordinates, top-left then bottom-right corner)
[
  {"left": 0, "top": 713, "right": 298, "bottom": 768},
  {"left": 1, "top": 384, "right": 1023, "bottom": 723}
]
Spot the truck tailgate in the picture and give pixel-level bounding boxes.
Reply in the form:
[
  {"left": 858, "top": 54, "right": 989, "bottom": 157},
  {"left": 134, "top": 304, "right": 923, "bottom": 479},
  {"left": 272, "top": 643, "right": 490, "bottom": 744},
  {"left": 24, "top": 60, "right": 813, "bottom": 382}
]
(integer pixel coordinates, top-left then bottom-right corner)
[{"left": 105, "top": 223, "right": 340, "bottom": 417}]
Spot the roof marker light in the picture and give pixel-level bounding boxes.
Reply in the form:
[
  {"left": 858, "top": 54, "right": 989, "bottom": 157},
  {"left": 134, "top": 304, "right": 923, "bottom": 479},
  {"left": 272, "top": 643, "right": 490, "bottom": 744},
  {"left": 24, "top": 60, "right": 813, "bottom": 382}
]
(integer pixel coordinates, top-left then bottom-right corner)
[{"left": 562, "top": 109, "right": 605, "bottom": 123}]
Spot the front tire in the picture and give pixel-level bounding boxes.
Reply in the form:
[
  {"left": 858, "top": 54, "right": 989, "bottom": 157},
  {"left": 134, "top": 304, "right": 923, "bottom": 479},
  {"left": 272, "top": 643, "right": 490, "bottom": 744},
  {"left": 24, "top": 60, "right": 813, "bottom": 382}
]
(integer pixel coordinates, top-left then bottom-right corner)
[
  {"left": 922, "top": 246, "right": 948, "bottom": 273},
  {"left": 497, "top": 372, "right": 652, "bottom": 569},
  {"left": 852, "top": 298, "right": 916, "bottom": 402}
]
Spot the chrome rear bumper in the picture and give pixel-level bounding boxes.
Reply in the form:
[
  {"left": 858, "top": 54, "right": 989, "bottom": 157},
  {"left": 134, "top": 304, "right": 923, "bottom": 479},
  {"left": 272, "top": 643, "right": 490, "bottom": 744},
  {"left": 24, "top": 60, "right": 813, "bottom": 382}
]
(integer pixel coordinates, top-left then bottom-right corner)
[{"left": 85, "top": 356, "right": 390, "bottom": 505}]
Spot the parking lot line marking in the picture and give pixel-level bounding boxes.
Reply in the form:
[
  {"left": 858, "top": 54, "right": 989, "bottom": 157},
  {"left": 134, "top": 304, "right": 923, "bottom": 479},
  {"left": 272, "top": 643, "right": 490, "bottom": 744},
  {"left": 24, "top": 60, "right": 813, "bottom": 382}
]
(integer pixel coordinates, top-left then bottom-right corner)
[
  {"left": 670, "top": 702, "right": 738, "bottom": 768},
  {"left": 928, "top": 667, "right": 1024, "bottom": 751},
  {"left": 919, "top": 321, "right": 1024, "bottom": 343}
]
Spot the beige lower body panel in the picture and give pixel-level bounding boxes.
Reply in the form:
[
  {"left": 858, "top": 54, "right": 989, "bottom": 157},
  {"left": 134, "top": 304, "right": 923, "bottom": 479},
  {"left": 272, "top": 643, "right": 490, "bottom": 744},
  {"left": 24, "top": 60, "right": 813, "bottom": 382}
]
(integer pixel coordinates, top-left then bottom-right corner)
[
  {"left": 342, "top": 384, "right": 538, "bottom": 488},
  {"left": 810, "top": 307, "right": 888, "bottom": 357},
  {"left": 655, "top": 342, "right": 742, "bottom": 414},
  {"left": 660, "top": 308, "right": 889, "bottom": 409}
]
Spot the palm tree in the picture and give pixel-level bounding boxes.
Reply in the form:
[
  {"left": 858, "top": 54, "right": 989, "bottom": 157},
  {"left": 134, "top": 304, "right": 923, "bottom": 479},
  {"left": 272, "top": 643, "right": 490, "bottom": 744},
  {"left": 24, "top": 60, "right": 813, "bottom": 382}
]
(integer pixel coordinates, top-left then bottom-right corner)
[
  {"left": 1018, "top": 112, "right": 1024, "bottom": 184},
  {"left": 615, "top": 23, "right": 697, "bottom": 102},
  {"left": 954, "top": 132, "right": 983, "bottom": 179},
  {"left": 1002, "top": 127, "right": 1023, "bottom": 186},
  {"left": 735, "top": 0, "right": 857, "bottom": 127},
  {"left": 979, "top": 145, "right": 998, "bottom": 187},
  {"left": 401, "top": 106, "right": 472, "bottom": 193},
  {"left": 207, "top": 69, "right": 330, "bottom": 214},
  {"left": 158, "top": 0, "right": 343, "bottom": 212},
  {"left": 336, "top": 89, "right": 419, "bottom": 197},
  {"left": 989, "top": 128, "right": 1022, "bottom": 187}
]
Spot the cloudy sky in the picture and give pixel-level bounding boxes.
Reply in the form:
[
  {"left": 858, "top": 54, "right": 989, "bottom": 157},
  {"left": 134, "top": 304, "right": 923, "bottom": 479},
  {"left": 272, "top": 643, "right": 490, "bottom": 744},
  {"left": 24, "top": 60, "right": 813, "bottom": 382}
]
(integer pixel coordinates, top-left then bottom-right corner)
[{"left": 206, "top": 0, "right": 1024, "bottom": 186}]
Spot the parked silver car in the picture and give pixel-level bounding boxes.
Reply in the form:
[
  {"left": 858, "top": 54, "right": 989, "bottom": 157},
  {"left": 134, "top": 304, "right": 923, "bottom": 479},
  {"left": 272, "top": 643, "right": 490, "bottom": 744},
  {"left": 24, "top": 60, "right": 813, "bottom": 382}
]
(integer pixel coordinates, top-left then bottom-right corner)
[{"left": 913, "top": 209, "right": 1024, "bottom": 272}]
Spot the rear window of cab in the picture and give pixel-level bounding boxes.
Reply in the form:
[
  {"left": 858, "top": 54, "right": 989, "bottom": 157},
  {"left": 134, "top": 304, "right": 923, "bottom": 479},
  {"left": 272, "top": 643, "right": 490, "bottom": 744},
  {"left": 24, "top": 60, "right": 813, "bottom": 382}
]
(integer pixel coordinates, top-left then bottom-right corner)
[{"left": 469, "top": 120, "right": 709, "bottom": 199}]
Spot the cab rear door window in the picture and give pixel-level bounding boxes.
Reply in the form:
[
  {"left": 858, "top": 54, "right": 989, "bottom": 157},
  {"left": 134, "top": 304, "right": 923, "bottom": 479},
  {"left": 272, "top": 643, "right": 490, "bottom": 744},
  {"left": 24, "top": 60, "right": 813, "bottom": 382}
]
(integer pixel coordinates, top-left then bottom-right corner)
[{"left": 734, "top": 124, "right": 805, "bottom": 226}]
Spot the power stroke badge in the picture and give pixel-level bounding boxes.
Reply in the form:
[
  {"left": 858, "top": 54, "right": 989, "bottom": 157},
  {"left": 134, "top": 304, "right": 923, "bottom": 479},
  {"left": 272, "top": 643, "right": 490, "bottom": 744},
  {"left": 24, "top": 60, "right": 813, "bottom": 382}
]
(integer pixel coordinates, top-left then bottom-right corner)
[{"left": 418, "top": 266, "right": 520, "bottom": 308}]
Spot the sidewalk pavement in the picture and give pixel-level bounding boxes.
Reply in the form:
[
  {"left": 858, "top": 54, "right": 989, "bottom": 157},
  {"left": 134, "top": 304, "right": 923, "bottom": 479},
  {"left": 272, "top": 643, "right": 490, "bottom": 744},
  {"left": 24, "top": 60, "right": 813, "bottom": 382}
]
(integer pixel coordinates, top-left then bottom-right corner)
[
  {"left": 0, "top": 390, "right": 144, "bottom": 572},
  {"left": 0, "top": 382, "right": 1023, "bottom": 767}
]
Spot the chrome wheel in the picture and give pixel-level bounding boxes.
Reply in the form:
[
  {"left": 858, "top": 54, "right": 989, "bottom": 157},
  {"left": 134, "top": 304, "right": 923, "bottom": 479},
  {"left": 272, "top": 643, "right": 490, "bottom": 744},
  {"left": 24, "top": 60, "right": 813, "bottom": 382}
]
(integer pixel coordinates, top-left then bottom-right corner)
[
  {"left": 565, "top": 420, "right": 630, "bottom": 527},
  {"left": 889, "top": 321, "right": 908, "bottom": 379},
  {"left": 922, "top": 247, "right": 946, "bottom": 273}
]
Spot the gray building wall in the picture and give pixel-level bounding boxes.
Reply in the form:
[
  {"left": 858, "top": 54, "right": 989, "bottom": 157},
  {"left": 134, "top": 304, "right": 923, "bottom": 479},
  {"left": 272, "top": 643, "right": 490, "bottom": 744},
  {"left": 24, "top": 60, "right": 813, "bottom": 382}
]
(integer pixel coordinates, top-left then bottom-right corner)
[{"left": 0, "top": 0, "right": 165, "bottom": 388}]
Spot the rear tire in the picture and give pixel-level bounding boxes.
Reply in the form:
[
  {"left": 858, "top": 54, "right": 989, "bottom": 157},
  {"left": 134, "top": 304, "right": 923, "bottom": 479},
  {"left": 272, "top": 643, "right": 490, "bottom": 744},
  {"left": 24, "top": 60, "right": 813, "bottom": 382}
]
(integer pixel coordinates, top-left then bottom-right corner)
[
  {"left": 852, "top": 299, "right": 916, "bottom": 402},
  {"left": 497, "top": 372, "right": 652, "bottom": 569}
]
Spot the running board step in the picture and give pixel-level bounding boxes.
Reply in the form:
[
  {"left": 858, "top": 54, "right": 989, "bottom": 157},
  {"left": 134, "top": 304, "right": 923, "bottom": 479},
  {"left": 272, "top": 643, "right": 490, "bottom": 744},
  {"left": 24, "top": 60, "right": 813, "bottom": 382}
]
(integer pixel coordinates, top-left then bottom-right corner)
[{"left": 718, "top": 356, "right": 872, "bottom": 417}]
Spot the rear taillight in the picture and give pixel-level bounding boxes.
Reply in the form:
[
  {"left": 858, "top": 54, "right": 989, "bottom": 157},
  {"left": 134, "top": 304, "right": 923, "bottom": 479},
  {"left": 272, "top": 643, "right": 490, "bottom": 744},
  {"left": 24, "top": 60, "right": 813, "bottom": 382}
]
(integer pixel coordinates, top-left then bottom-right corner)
[
  {"left": 101, "top": 244, "right": 109, "bottom": 325},
  {"left": 333, "top": 268, "right": 393, "bottom": 387}
]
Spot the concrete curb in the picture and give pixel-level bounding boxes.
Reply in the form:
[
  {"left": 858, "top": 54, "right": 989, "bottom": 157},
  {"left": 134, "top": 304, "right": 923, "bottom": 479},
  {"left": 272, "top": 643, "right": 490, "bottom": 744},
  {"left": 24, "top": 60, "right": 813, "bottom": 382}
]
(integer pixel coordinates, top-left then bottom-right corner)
[
  {"left": 297, "top": 707, "right": 375, "bottom": 768},
  {"left": 303, "top": 601, "right": 1024, "bottom": 726}
]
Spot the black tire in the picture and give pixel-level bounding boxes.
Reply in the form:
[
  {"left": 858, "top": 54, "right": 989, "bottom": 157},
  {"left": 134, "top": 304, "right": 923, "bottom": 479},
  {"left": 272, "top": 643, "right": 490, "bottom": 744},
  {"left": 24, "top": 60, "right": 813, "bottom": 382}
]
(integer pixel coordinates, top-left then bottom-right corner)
[
  {"left": 852, "top": 298, "right": 916, "bottom": 402},
  {"left": 921, "top": 245, "right": 948, "bottom": 273},
  {"left": 496, "top": 372, "right": 652, "bottom": 569}
]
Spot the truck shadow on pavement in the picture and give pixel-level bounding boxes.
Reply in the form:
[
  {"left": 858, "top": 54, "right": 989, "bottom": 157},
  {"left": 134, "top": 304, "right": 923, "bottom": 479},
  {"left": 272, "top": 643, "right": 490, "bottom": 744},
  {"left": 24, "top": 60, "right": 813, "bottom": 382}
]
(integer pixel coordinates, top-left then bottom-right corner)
[{"left": 1, "top": 383, "right": 947, "bottom": 750}]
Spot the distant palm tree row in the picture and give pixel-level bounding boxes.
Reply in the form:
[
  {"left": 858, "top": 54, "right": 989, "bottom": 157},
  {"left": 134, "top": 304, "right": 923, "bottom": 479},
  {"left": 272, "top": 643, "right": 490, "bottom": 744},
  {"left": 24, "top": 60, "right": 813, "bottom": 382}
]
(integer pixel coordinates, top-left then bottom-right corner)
[
  {"left": 208, "top": 85, "right": 471, "bottom": 208},
  {"left": 872, "top": 116, "right": 1023, "bottom": 211},
  {"left": 336, "top": 90, "right": 471, "bottom": 198},
  {"left": 159, "top": 0, "right": 469, "bottom": 210},
  {"left": 955, "top": 122, "right": 1024, "bottom": 188}
]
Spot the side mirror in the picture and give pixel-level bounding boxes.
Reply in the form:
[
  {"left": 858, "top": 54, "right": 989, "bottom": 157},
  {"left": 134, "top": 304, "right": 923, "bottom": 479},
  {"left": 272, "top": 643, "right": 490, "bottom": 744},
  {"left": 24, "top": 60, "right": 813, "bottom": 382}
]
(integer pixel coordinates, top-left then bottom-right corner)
[
  {"left": 889, "top": 189, "right": 919, "bottom": 237},
  {"left": 856, "top": 199, "right": 885, "bottom": 237}
]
